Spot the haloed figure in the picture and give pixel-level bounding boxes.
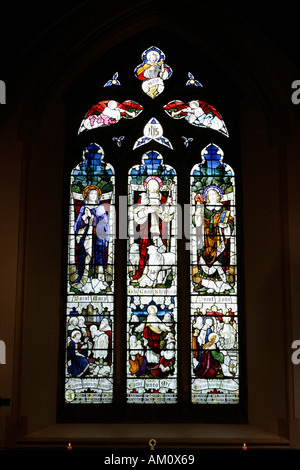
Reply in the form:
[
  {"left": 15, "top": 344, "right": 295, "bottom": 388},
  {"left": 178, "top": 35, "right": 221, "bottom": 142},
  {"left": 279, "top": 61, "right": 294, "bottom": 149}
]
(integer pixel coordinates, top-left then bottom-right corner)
[
  {"left": 73, "top": 185, "right": 109, "bottom": 292},
  {"left": 135, "top": 48, "right": 172, "bottom": 99},
  {"left": 193, "top": 185, "right": 234, "bottom": 294},
  {"left": 132, "top": 176, "right": 174, "bottom": 281}
]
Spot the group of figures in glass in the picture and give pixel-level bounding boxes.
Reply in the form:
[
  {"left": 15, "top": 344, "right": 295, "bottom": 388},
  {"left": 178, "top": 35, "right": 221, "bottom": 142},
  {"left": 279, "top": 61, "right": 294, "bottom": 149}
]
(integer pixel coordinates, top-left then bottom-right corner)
[{"left": 64, "top": 46, "right": 239, "bottom": 405}]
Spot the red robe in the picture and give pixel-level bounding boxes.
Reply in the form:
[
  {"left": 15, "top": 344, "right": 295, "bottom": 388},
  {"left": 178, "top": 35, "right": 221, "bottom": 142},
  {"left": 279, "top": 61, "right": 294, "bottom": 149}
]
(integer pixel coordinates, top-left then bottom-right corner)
[
  {"left": 143, "top": 325, "right": 161, "bottom": 353},
  {"left": 132, "top": 194, "right": 168, "bottom": 280}
]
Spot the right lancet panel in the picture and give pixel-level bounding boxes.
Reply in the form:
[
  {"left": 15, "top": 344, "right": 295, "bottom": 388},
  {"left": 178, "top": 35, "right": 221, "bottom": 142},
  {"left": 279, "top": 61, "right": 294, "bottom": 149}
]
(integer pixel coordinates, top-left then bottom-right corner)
[{"left": 190, "top": 143, "right": 239, "bottom": 404}]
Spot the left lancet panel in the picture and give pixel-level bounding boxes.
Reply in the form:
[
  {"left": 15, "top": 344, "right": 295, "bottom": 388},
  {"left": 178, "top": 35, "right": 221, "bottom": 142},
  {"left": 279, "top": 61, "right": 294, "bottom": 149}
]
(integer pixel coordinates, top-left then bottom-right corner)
[{"left": 65, "top": 143, "right": 115, "bottom": 404}]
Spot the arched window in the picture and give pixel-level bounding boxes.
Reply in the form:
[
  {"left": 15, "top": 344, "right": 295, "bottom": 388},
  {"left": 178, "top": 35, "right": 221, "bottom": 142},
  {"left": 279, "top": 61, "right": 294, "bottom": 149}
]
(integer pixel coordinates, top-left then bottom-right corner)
[
  {"left": 190, "top": 143, "right": 238, "bottom": 404},
  {"left": 127, "top": 149, "right": 177, "bottom": 403},
  {"left": 65, "top": 143, "right": 115, "bottom": 404},
  {"left": 62, "top": 41, "right": 244, "bottom": 421}
]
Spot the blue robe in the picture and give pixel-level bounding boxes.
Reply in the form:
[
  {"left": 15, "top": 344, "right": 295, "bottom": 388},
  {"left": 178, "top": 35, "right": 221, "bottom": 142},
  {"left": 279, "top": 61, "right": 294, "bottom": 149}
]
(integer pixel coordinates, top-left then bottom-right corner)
[
  {"left": 67, "top": 340, "right": 89, "bottom": 377},
  {"left": 74, "top": 203, "right": 109, "bottom": 281}
]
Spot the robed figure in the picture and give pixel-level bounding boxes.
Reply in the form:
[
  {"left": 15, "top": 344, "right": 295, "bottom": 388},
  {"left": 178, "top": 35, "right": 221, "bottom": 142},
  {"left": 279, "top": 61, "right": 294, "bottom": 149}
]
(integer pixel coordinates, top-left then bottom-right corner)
[
  {"left": 131, "top": 176, "right": 174, "bottom": 281},
  {"left": 73, "top": 185, "right": 110, "bottom": 291},
  {"left": 192, "top": 185, "right": 234, "bottom": 294}
]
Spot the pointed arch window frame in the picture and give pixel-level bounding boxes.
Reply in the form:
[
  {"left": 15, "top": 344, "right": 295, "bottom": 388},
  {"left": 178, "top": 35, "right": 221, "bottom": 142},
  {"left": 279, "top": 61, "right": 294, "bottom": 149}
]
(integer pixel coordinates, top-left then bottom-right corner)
[{"left": 60, "top": 40, "right": 246, "bottom": 423}]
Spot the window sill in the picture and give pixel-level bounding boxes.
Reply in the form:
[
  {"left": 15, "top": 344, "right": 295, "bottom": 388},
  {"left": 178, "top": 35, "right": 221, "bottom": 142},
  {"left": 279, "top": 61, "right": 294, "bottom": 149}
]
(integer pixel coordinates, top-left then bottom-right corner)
[{"left": 16, "top": 423, "right": 289, "bottom": 450}]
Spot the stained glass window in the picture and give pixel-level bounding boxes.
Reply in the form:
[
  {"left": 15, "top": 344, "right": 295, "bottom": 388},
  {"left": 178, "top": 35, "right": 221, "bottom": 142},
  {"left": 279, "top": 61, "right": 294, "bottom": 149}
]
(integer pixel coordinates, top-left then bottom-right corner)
[
  {"left": 63, "top": 43, "right": 242, "bottom": 413},
  {"left": 190, "top": 143, "right": 239, "bottom": 404},
  {"left": 65, "top": 143, "right": 115, "bottom": 404},
  {"left": 127, "top": 150, "right": 177, "bottom": 403}
]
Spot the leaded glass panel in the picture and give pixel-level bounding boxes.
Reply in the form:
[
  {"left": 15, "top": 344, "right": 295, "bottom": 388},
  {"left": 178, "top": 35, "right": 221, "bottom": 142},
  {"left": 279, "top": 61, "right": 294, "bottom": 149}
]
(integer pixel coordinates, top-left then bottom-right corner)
[
  {"left": 65, "top": 143, "right": 115, "bottom": 404},
  {"left": 190, "top": 143, "right": 239, "bottom": 404},
  {"left": 127, "top": 150, "right": 177, "bottom": 403}
]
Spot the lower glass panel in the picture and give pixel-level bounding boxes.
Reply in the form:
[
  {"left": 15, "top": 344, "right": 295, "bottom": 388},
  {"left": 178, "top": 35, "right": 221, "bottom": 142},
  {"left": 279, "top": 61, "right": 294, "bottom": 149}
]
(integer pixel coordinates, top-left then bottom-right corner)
[
  {"left": 191, "top": 296, "right": 239, "bottom": 404},
  {"left": 65, "top": 294, "right": 114, "bottom": 404},
  {"left": 127, "top": 295, "right": 177, "bottom": 404}
]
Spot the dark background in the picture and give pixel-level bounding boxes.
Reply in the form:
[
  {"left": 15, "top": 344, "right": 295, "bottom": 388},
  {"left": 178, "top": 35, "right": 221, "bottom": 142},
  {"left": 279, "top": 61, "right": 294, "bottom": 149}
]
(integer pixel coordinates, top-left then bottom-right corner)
[{"left": 1, "top": 1, "right": 299, "bottom": 75}]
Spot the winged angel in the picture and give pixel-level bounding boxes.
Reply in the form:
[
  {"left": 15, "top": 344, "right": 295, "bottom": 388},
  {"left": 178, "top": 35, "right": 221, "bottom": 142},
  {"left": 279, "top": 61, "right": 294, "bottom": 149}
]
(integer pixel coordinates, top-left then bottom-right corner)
[{"left": 78, "top": 99, "right": 143, "bottom": 134}]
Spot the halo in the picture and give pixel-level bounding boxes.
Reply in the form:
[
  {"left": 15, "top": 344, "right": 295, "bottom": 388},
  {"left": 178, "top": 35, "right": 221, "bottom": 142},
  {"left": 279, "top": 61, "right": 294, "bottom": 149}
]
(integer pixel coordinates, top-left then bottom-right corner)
[
  {"left": 71, "top": 329, "right": 81, "bottom": 339},
  {"left": 147, "top": 304, "right": 158, "bottom": 315},
  {"left": 82, "top": 184, "right": 102, "bottom": 200},
  {"left": 144, "top": 175, "right": 163, "bottom": 190},
  {"left": 203, "top": 185, "right": 223, "bottom": 201},
  {"left": 143, "top": 46, "right": 164, "bottom": 62}
]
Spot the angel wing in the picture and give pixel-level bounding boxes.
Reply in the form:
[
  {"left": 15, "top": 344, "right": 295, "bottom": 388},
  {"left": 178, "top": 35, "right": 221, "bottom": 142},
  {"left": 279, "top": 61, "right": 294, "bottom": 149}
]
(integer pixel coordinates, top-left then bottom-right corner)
[
  {"left": 78, "top": 100, "right": 143, "bottom": 134},
  {"left": 164, "top": 100, "right": 228, "bottom": 136}
]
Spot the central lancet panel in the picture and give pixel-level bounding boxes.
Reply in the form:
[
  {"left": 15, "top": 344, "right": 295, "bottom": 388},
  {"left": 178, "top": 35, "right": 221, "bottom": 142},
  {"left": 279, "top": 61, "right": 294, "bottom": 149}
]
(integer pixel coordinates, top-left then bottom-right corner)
[{"left": 127, "top": 150, "right": 177, "bottom": 403}]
